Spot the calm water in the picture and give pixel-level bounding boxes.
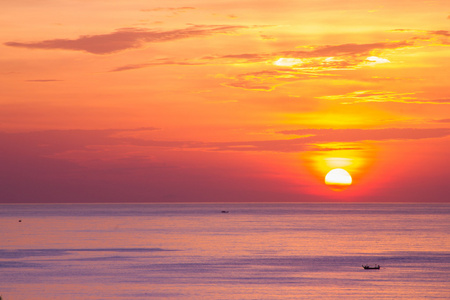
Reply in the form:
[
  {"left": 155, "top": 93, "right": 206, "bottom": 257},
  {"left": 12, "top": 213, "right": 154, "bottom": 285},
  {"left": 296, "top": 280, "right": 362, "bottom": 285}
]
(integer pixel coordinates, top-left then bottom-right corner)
[{"left": 1, "top": 203, "right": 449, "bottom": 299}]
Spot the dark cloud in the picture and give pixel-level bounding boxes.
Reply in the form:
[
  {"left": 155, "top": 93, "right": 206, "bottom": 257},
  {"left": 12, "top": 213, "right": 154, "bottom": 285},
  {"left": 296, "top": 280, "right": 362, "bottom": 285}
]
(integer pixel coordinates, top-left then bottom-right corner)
[{"left": 4, "top": 25, "right": 248, "bottom": 54}]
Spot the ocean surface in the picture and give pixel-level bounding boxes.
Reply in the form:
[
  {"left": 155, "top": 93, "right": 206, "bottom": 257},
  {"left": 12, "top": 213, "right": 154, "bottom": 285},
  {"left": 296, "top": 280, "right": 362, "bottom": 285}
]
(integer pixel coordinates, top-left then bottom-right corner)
[{"left": 1, "top": 203, "right": 449, "bottom": 299}]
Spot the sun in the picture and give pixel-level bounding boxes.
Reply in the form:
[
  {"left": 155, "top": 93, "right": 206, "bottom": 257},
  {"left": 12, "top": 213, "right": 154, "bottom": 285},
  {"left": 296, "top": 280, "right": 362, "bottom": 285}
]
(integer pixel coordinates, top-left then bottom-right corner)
[{"left": 325, "top": 168, "right": 352, "bottom": 191}]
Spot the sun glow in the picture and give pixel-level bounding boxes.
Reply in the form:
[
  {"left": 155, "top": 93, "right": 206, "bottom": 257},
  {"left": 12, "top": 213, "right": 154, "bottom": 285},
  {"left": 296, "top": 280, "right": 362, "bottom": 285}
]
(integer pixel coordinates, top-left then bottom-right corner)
[
  {"left": 274, "top": 58, "right": 303, "bottom": 67},
  {"left": 325, "top": 168, "right": 352, "bottom": 191},
  {"left": 366, "top": 56, "right": 390, "bottom": 64}
]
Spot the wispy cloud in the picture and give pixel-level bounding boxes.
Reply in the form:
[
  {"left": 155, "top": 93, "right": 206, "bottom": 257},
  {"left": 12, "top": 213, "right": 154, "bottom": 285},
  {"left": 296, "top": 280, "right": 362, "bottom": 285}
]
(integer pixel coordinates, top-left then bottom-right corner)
[
  {"left": 3, "top": 127, "right": 449, "bottom": 156},
  {"left": 110, "top": 39, "right": 410, "bottom": 74},
  {"left": 25, "top": 79, "right": 63, "bottom": 82},
  {"left": 433, "top": 118, "right": 450, "bottom": 123},
  {"left": 391, "top": 29, "right": 450, "bottom": 45},
  {"left": 317, "top": 90, "right": 450, "bottom": 104},
  {"left": 209, "top": 41, "right": 409, "bottom": 65},
  {"left": 109, "top": 59, "right": 202, "bottom": 72},
  {"left": 278, "top": 128, "right": 450, "bottom": 142},
  {"left": 429, "top": 30, "right": 450, "bottom": 37},
  {"left": 280, "top": 41, "right": 412, "bottom": 58},
  {"left": 140, "top": 7, "right": 195, "bottom": 12},
  {"left": 221, "top": 69, "right": 322, "bottom": 91},
  {"left": 208, "top": 41, "right": 411, "bottom": 90},
  {"left": 4, "top": 25, "right": 248, "bottom": 54},
  {"left": 202, "top": 30, "right": 447, "bottom": 91},
  {"left": 391, "top": 29, "right": 450, "bottom": 36},
  {"left": 210, "top": 128, "right": 450, "bottom": 152}
]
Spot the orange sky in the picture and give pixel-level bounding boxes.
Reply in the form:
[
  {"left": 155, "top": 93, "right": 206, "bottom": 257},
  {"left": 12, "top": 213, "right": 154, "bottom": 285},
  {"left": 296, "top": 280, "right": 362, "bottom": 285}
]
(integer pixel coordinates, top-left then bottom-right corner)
[{"left": 1, "top": 0, "right": 449, "bottom": 202}]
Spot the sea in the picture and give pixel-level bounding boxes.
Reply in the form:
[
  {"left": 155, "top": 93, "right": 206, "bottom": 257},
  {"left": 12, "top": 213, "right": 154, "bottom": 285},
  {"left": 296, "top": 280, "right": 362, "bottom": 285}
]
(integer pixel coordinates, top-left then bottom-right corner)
[{"left": 1, "top": 203, "right": 449, "bottom": 299}]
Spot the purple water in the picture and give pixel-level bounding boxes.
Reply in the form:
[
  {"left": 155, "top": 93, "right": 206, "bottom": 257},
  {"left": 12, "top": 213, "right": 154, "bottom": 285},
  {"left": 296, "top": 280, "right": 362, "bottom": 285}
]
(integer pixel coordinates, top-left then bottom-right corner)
[{"left": 1, "top": 203, "right": 449, "bottom": 299}]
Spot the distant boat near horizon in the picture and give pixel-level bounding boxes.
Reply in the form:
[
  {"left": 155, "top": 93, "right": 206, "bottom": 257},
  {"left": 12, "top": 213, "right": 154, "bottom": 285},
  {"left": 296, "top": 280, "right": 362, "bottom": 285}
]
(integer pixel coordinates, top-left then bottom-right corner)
[{"left": 362, "top": 264, "right": 381, "bottom": 270}]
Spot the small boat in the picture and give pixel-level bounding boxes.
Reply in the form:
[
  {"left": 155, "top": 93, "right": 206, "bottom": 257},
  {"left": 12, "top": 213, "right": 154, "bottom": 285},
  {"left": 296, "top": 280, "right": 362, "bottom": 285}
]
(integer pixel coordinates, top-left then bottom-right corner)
[
  {"left": 221, "top": 211, "right": 229, "bottom": 213},
  {"left": 362, "top": 264, "right": 380, "bottom": 269}
]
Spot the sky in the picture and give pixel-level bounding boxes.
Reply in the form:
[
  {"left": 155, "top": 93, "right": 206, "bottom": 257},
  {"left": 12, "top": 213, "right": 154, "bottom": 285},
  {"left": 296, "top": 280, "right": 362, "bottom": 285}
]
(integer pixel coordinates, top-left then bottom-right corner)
[{"left": 1, "top": 0, "right": 449, "bottom": 203}]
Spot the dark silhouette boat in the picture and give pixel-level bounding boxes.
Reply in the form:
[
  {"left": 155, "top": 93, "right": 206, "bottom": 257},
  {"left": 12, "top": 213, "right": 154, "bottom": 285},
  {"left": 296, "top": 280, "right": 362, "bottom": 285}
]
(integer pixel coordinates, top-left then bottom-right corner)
[
  {"left": 221, "top": 211, "right": 229, "bottom": 213},
  {"left": 362, "top": 264, "right": 380, "bottom": 269}
]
